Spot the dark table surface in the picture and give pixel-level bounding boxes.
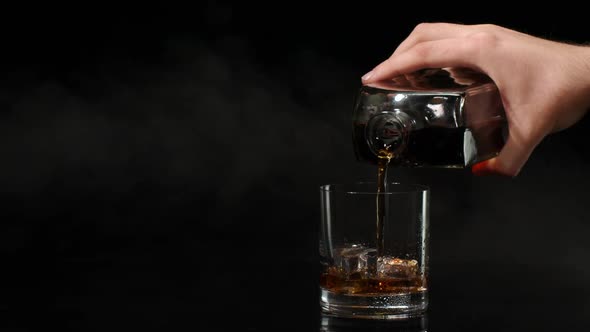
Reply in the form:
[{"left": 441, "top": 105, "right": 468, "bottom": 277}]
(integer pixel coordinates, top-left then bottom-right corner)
[
  {"left": 5, "top": 255, "right": 589, "bottom": 331},
  {"left": 200, "top": 259, "right": 589, "bottom": 331}
]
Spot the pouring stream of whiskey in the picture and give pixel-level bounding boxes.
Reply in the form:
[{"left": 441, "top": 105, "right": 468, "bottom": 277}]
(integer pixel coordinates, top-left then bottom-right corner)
[{"left": 376, "top": 149, "right": 393, "bottom": 258}]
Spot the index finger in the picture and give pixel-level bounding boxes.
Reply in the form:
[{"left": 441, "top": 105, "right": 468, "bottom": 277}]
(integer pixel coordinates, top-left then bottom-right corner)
[
  {"left": 362, "top": 36, "right": 488, "bottom": 83},
  {"left": 392, "top": 22, "right": 472, "bottom": 56}
]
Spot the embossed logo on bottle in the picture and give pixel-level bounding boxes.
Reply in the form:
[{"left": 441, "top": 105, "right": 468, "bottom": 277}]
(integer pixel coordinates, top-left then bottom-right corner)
[{"left": 366, "top": 112, "right": 413, "bottom": 156}]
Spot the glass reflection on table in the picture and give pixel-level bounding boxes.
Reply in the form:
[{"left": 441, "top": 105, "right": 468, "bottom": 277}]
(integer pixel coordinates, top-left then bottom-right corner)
[{"left": 320, "top": 312, "right": 428, "bottom": 332}]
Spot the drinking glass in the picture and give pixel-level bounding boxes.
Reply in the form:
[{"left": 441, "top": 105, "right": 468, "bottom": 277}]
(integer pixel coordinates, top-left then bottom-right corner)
[{"left": 319, "top": 182, "right": 429, "bottom": 319}]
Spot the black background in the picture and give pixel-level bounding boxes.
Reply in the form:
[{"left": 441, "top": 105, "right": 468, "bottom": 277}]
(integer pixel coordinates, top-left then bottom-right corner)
[{"left": 1, "top": 3, "right": 589, "bottom": 331}]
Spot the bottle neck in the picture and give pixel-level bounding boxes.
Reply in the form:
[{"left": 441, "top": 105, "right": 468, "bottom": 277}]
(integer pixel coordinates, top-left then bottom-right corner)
[{"left": 366, "top": 111, "right": 414, "bottom": 157}]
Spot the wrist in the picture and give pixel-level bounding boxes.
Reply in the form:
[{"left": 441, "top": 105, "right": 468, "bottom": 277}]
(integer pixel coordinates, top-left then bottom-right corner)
[
  {"left": 576, "top": 45, "right": 590, "bottom": 92},
  {"left": 573, "top": 45, "right": 590, "bottom": 114}
]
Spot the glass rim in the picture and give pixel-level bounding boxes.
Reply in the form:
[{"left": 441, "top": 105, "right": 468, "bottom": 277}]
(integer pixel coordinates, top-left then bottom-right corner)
[{"left": 320, "top": 182, "right": 429, "bottom": 194}]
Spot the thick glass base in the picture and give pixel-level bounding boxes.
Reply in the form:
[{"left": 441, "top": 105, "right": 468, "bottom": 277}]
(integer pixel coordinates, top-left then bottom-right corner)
[{"left": 320, "top": 288, "right": 428, "bottom": 320}]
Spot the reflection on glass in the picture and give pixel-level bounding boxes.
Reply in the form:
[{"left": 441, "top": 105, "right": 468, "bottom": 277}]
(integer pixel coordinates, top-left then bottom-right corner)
[{"left": 319, "top": 312, "right": 428, "bottom": 332}]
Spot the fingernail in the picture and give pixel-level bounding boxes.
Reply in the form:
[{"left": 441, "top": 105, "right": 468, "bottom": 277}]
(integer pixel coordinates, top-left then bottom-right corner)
[
  {"left": 361, "top": 71, "right": 374, "bottom": 82},
  {"left": 471, "top": 160, "right": 496, "bottom": 176}
]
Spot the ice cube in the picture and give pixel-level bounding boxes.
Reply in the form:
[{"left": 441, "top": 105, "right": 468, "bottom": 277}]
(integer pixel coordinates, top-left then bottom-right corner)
[
  {"left": 377, "top": 256, "right": 419, "bottom": 278},
  {"left": 333, "top": 245, "right": 373, "bottom": 275},
  {"left": 358, "top": 249, "right": 377, "bottom": 276}
]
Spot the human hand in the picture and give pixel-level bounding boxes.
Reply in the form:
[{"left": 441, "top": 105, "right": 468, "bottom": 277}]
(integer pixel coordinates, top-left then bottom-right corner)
[{"left": 361, "top": 23, "right": 590, "bottom": 176}]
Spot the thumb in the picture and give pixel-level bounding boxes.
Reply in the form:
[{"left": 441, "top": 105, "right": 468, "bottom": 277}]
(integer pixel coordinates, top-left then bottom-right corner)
[{"left": 471, "top": 132, "right": 538, "bottom": 177}]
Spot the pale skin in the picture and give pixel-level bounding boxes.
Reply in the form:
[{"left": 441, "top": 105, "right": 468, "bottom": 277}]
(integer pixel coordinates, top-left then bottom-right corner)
[{"left": 361, "top": 23, "right": 590, "bottom": 177}]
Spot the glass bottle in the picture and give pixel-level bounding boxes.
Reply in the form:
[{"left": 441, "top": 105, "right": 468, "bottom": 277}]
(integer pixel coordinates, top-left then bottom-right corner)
[{"left": 352, "top": 67, "right": 508, "bottom": 168}]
